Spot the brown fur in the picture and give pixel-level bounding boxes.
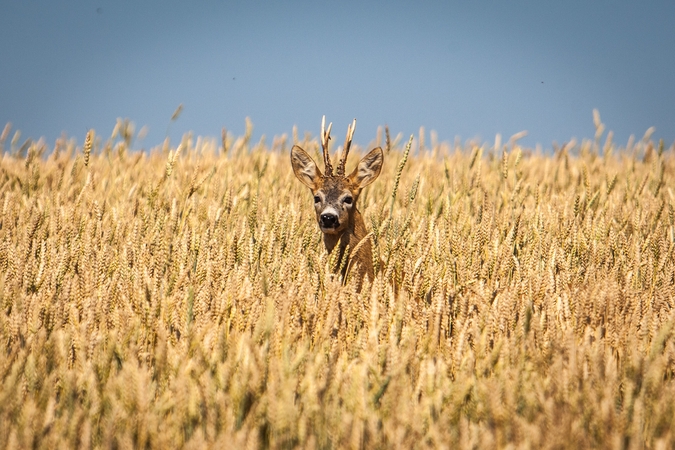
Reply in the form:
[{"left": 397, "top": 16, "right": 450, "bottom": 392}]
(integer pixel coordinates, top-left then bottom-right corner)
[{"left": 291, "top": 140, "right": 383, "bottom": 288}]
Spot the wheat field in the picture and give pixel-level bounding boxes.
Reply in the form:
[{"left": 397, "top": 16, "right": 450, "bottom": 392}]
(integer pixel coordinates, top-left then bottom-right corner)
[{"left": 0, "top": 118, "right": 674, "bottom": 449}]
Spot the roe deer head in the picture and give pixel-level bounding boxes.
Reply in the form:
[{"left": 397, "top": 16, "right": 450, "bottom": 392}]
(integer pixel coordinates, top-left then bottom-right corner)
[{"left": 291, "top": 116, "right": 383, "bottom": 286}]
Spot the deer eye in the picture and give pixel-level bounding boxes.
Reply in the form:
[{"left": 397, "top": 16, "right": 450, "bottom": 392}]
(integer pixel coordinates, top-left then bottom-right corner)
[
  {"left": 313, "top": 195, "right": 321, "bottom": 204},
  {"left": 343, "top": 196, "right": 353, "bottom": 205}
]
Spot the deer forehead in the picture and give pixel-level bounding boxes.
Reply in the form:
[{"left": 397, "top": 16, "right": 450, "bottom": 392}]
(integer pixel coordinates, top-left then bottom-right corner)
[{"left": 315, "top": 177, "right": 357, "bottom": 199}]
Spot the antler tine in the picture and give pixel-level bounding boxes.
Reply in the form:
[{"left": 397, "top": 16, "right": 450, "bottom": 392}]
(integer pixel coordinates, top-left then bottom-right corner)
[
  {"left": 338, "top": 118, "right": 356, "bottom": 176},
  {"left": 321, "top": 115, "right": 333, "bottom": 176}
]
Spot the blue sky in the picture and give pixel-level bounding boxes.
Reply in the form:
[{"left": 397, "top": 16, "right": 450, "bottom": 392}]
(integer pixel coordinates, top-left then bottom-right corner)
[{"left": 1, "top": 0, "right": 674, "bottom": 149}]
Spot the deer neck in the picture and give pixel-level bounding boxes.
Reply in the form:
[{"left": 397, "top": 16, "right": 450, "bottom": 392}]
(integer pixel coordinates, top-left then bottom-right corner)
[{"left": 322, "top": 208, "right": 367, "bottom": 255}]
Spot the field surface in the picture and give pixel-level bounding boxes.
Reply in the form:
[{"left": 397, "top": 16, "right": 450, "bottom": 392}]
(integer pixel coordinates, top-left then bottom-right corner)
[{"left": 1, "top": 122, "right": 675, "bottom": 449}]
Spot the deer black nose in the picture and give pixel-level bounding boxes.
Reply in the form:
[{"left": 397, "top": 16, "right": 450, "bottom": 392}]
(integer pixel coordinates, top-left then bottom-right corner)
[{"left": 320, "top": 213, "right": 338, "bottom": 228}]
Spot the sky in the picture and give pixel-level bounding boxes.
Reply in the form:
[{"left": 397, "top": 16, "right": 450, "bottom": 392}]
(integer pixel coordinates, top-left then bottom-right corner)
[{"left": 1, "top": 0, "right": 674, "bottom": 150}]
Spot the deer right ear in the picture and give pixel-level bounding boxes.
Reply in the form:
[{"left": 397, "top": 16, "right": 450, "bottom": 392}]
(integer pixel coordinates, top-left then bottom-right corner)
[
  {"left": 291, "top": 145, "right": 322, "bottom": 189},
  {"left": 349, "top": 147, "right": 383, "bottom": 189}
]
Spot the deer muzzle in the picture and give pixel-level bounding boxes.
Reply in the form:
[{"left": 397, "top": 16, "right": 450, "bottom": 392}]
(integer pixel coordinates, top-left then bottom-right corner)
[{"left": 319, "top": 212, "right": 339, "bottom": 229}]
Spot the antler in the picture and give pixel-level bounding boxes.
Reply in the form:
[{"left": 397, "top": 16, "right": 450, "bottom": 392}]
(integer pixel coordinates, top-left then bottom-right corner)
[
  {"left": 337, "top": 118, "right": 356, "bottom": 176},
  {"left": 321, "top": 115, "right": 334, "bottom": 176}
]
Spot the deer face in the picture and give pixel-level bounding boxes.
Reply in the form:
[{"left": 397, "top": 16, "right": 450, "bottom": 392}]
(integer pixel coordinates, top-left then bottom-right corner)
[
  {"left": 291, "top": 146, "right": 383, "bottom": 235},
  {"left": 290, "top": 117, "right": 383, "bottom": 237}
]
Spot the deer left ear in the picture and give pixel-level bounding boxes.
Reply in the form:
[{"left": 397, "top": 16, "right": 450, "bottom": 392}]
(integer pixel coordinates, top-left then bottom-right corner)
[
  {"left": 291, "top": 145, "right": 323, "bottom": 189},
  {"left": 349, "top": 147, "right": 383, "bottom": 189}
]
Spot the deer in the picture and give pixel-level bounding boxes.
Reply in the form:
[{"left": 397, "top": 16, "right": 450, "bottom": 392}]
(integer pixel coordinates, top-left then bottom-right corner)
[{"left": 291, "top": 116, "right": 383, "bottom": 289}]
